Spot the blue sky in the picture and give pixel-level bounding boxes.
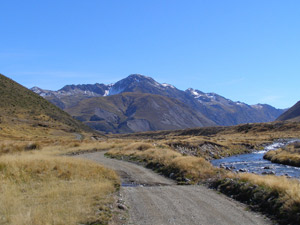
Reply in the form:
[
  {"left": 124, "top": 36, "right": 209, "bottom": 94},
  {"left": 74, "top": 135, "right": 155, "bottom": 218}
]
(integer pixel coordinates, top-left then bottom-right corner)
[{"left": 1, "top": 0, "right": 300, "bottom": 109}]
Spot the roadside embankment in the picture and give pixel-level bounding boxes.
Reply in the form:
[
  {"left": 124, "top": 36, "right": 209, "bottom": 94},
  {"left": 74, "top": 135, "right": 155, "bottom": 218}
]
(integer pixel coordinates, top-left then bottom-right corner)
[{"left": 211, "top": 173, "right": 300, "bottom": 225}]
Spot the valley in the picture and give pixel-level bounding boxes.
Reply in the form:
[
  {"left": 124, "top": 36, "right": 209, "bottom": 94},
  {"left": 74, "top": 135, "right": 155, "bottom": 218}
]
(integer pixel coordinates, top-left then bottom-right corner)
[
  {"left": 1, "top": 73, "right": 300, "bottom": 224},
  {"left": 2, "top": 1, "right": 300, "bottom": 224}
]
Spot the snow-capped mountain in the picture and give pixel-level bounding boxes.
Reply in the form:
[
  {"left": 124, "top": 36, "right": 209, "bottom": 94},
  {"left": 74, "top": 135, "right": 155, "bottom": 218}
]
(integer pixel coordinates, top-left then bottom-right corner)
[
  {"left": 32, "top": 74, "right": 285, "bottom": 133},
  {"left": 185, "top": 88, "right": 284, "bottom": 125}
]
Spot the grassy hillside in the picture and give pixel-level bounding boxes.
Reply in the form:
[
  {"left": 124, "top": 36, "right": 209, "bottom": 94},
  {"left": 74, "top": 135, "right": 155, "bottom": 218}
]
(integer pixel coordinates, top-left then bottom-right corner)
[
  {"left": 0, "top": 74, "right": 92, "bottom": 140},
  {"left": 66, "top": 92, "right": 215, "bottom": 133},
  {"left": 0, "top": 74, "right": 120, "bottom": 224}
]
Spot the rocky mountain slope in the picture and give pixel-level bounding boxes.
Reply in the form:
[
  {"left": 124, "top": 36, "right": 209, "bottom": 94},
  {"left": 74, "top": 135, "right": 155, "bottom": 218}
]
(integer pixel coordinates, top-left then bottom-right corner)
[
  {"left": 32, "top": 74, "right": 285, "bottom": 133},
  {"left": 277, "top": 101, "right": 300, "bottom": 122},
  {"left": 185, "top": 88, "right": 284, "bottom": 125},
  {"left": 66, "top": 92, "right": 215, "bottom": 133},
  {"left": 0, "top": 73, "right": 90, "bottom": 139}
]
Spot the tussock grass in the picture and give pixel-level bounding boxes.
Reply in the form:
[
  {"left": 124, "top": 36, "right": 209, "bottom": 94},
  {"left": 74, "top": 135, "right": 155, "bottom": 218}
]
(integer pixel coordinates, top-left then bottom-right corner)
[
  {"left": 217, "top": 172, "right": 300, "bottom": 224},
  {"left": 169, "top": 156, "right": 218, "bottom": 180},
  {"left": 39, "top": 139, "right": 130, "bottom": 156},
  {"left": 230, "top": 173, "right": 300, "bottom": 206},
  {"left": 108, "top": 142, "right": 220, "bottom": 183},
  {"left": 0, "top": 154, "right": 119, "bottom": 225},
  {"left": 0, "top": 141, "right": 41, "bottom": 155},
  {"left": 264, "top": 142, "right": 300, "bottom": 167}
]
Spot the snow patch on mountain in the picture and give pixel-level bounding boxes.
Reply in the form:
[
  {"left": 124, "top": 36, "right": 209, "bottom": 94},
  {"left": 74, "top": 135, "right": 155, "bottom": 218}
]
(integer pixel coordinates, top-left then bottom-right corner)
[
  {"left": 186, "top": 88, "right": 204, "bottom": 98},
  {"left": 108, "top": 86, "right": 125, "bottom": 96},
  {"left": 162, "top": 83, "right": 175, "bottom": 89},
  {"left": 236, "top": 102, "right": 246, "bottom": 106},
  {"left": 252, "top": 104, "right": 264, "bottom": 110},
  {"left": 103, "top": 90, "right": 109, "bottom": 96}
]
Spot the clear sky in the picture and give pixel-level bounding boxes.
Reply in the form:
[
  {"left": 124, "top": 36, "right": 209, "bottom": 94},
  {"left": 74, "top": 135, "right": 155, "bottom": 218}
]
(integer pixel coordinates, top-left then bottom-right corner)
[{"left": 1, "top": 0, "right": 300, "bottom": 109}]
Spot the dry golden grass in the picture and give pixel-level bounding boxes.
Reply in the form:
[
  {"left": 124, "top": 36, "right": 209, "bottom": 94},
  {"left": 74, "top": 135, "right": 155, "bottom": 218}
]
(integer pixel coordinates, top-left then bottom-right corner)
[
  {"left": 229, "top": 172, "right": 300, "bottom": 210},
  {"left": 0, "top": 137, "right": 130, "bottom": 225},
  {"left": 170, "top": 156, "right": 218, "bottom": 180},
  {"left": 108, "top": 141, "right": 220, "bottom": 182},
  {"left": 0, "top": 141, "right": 41, "bottom": 155},
  {"left": 0, "top": 153, "right": 119, "bottom": 225},
  {"left": 38, "top": 139, "right": 130, "bottom": 157},
  {"left": 0, "top": 119, "right": 76, "bottom": 141},
  {"left": 264, "top": 142, "right": 300, "bottom": 167}
]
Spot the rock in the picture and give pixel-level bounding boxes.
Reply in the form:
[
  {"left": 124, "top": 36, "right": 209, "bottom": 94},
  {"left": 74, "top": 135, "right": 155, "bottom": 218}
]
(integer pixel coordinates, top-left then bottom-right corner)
[
  {"left": 238, "top": 169, "right": 247, "bottom": 172},
  {"left": 220, "top": 164, "right": 226, "bottom": 169},
  {"left": 169, "top": 173, "right": 175, "bottom": 178},
  {"left": 263, "top": 166, "right": 271, "bottom": 169},
  {"left": 284, "top": 174, "right": 292, "bottom": 178},
  {"left": 183, "top": 177, "right": 191, "bottom": 183},
  {"left": 117, "top": 203, "right": 127, "bottom": 210}
]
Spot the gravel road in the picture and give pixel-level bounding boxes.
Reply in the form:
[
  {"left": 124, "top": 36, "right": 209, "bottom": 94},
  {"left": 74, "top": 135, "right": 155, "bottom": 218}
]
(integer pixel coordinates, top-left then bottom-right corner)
[{"left": 78, "top": 151, "right": 271, "bottom": 225}]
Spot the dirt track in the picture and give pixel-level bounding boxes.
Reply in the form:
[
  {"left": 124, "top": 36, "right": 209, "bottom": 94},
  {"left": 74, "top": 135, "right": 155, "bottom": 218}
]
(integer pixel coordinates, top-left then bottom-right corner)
[{"left": 78, "top": 151, "right": 271, "bottom": 225}]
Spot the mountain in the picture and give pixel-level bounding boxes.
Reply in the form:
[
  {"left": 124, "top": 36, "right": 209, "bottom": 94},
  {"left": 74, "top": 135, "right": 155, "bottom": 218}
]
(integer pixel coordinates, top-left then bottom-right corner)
[
  {"left": 31, "top": 83, "right": 112, "bottom": 109},
  {"left": 185, "top": 88, "right": 284, "bottom": 125},
  {"left": 0, "top": 73, "right": 90, "bottom": 139},
  {"left": 65, "top": 92, "right": 215, "bottom": 133},
  {"left": 277, "top": 101, "right": 300, "bottom": 122},
  {"left": 32, "top": 74, "right": 285, "bottom": 133}
]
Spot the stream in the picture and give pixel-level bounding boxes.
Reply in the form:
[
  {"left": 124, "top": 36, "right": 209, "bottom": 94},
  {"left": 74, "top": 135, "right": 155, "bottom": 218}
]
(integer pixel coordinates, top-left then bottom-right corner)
[{"left": 211, "top": 139, "right": 300, "bottom": 179}]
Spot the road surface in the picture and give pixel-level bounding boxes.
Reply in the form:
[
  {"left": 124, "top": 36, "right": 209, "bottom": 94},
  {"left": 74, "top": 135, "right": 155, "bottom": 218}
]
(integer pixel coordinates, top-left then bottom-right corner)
[{"left": 78, "top": 151, "right": 271, "bottom": 225}]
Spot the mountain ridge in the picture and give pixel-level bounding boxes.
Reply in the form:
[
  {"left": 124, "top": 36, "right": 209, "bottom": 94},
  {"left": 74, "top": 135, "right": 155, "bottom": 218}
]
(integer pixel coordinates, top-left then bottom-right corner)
[{"left": 32, "top": 74, "right": 285, "bottom": 133}]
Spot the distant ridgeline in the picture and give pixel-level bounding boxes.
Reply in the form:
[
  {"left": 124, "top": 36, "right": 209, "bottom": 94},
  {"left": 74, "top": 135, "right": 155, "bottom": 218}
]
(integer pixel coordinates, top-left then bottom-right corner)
[{"left": 32, "top": 74, "right": 285, "bottom": 133}]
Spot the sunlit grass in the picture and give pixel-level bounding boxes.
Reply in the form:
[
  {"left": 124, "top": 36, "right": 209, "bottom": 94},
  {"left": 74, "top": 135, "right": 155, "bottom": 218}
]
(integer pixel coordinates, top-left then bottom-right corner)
[
  {"left": 108, "top": 141, "right": 220, "bottom": 182},
  {"left": 0, "top": 153, "right": 119, "bottom": 225},
  {"left": 264, "top": 142, "right": 300, "bottom": 167}
]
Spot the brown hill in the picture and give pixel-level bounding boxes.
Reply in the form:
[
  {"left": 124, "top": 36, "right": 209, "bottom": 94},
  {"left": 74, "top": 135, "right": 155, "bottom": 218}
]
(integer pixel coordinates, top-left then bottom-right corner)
[
  {"left": 277, "top": 101, "right": 300, "bottom": 122},
  {"left": 0, "top": 73, "right": 91, "bottom": 140}
]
